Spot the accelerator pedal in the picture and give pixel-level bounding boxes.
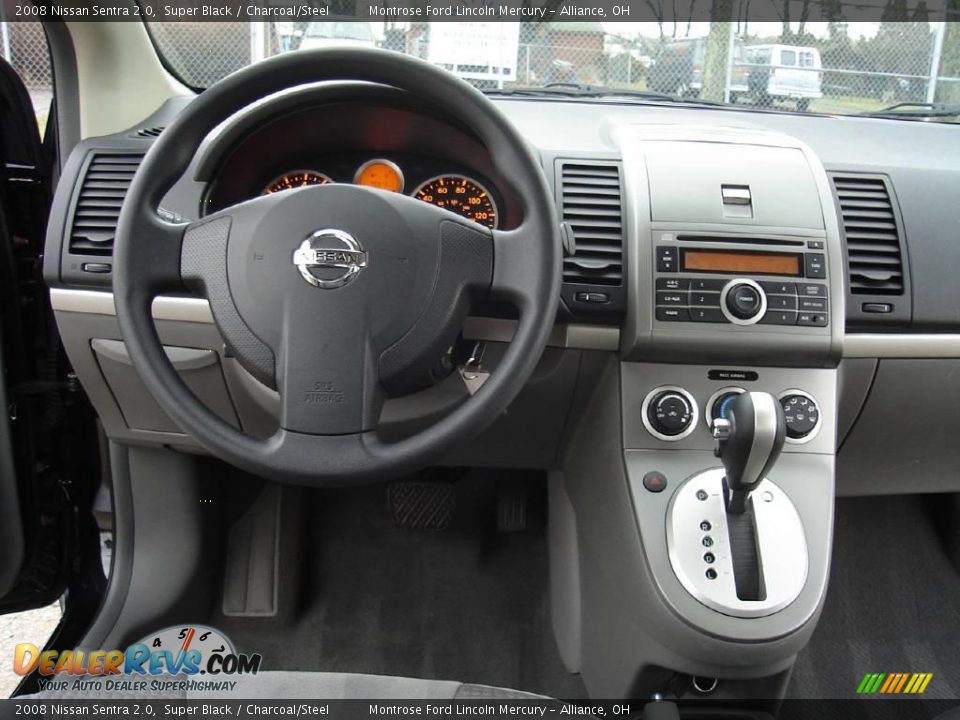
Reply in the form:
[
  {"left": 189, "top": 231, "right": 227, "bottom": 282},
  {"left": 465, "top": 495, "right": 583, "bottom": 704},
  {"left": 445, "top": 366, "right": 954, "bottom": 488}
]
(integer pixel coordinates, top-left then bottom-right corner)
[
  {"left": 388, "top": 480, "right": 455, "bottom": 531},
  {"left": 497, "top": 487, "right": 527, "bottom": 532}
]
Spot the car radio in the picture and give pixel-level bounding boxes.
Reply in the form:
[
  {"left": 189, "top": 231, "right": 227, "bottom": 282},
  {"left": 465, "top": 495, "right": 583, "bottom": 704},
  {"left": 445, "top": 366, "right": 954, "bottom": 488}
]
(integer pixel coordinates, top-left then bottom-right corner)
[{"left": 653, "top": 235, "right": 830, "bottom": 328}]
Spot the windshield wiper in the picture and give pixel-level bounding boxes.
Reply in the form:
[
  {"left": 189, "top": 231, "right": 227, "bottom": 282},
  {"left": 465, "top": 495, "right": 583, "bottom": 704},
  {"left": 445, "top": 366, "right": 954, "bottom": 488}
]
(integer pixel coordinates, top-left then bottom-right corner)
[
  {"left": 856, "top": 102, "right": 960, "bottom": 120},
  {"left": 483, "top": 83, "right": 727, "bottom": 107}
]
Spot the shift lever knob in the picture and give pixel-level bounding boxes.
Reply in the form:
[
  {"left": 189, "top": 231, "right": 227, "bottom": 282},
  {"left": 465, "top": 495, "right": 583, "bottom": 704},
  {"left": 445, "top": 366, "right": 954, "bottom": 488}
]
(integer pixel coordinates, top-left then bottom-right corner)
[{"left": 712, "top": 392, "right": 786, "bottom": 514}]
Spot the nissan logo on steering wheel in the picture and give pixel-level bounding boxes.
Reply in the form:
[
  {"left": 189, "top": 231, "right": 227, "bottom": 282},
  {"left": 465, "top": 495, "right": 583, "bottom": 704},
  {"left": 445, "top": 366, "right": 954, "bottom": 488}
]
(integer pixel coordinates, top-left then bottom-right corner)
[{"left": 292, "top": 228, "right": 368, "bottom": 289}]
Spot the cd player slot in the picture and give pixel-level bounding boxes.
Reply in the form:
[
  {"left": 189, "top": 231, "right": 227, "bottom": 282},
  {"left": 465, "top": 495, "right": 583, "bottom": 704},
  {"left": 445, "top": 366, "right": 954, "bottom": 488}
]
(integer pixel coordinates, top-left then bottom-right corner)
[{"left": 676, "top": 235, "right": 805, "bottom": 247}]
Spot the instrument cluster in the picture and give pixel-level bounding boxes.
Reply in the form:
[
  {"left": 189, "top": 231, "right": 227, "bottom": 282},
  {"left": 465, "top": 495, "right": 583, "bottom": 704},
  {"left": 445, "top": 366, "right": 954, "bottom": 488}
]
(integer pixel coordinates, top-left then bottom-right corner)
[{"left": 250, "top": 156, "right": 499, "bottom": 229}]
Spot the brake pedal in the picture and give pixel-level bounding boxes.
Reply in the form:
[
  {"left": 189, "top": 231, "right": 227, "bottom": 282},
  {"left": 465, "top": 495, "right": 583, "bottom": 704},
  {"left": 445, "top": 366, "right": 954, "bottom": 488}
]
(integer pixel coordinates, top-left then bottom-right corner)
[{"left": 388, "top": 480, "right": 455, "bottom": 531}]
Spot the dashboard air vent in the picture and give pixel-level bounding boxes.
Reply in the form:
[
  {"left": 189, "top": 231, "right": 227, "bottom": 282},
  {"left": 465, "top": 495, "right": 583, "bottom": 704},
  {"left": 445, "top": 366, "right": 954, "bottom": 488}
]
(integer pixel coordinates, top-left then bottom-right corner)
[
  {"left": 133, "top": 125, "right": 164, "bottom": 138},
  {"left": 831, "top": 174, "right": 904, "bottom": 295},
  {"left": 68, "top": 153, "right": 143, "bottom": 256},
  {"left": 558, "top": 161, "right": 624, "bottom": 286}
]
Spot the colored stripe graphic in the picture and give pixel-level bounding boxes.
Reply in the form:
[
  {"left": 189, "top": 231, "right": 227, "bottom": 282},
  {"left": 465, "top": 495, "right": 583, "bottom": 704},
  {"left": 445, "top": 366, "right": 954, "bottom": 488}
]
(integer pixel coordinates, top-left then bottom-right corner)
[{"left": 857, "top": 672, "right": 933, "bottom": 694}]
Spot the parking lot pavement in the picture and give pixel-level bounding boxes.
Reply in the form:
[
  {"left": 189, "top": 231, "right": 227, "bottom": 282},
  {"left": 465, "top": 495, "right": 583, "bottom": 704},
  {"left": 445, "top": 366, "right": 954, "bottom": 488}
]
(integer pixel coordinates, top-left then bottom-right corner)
[{"left": 0, "top": 603, "right": 61, "bottom": 698}]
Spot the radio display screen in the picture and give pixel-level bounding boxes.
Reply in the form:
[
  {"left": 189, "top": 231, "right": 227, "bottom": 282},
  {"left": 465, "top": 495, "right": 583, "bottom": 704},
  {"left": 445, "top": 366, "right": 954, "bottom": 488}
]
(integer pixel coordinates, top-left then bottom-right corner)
[{"left": 680, "top": 249, "right": 802, "bottom": 277}]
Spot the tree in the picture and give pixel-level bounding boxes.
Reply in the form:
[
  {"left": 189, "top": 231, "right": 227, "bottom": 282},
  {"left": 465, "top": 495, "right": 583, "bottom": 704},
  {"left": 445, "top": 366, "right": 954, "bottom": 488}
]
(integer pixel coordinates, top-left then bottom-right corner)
[{"left": 699, "top": 0, "right": 734, "bottom": 102}]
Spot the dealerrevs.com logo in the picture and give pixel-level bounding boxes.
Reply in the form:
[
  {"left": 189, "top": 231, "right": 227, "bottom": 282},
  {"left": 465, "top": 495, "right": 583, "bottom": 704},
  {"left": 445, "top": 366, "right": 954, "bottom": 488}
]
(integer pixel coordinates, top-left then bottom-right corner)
[{"left": 14, "top": 625, "right": 262, "bottom": 693}]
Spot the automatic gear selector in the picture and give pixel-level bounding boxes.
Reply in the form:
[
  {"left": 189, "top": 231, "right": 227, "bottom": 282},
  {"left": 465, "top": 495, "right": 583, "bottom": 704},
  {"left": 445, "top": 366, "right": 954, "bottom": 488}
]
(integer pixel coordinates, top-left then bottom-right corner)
[
  {"left": 666, "top": 392, "right": 808, "bottom": 617},
  {"left": 713, "top": 392, "right": 786, "bottom": 514}
]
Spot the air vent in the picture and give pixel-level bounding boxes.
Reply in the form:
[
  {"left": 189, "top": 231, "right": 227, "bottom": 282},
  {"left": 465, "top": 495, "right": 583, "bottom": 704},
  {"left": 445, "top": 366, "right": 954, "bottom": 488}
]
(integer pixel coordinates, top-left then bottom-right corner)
[
  {"left": 832, "top": 174, "right": 904, "bottom": 295},
  {"left": 133, "top": 126, "right": 164, "bottom": 138},
  {"left": 68, "top": 153, "right": 143, "bottom": 256},
  {"left": 558, "top": 161, "right": 624, "bottom": 286}
]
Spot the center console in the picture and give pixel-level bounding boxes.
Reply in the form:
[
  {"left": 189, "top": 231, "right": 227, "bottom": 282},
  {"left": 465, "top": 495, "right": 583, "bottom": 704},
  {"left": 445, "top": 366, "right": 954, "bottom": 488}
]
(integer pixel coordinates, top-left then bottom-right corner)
[{"left": 555, "top": 126, "right": 844, "bottom": 700}]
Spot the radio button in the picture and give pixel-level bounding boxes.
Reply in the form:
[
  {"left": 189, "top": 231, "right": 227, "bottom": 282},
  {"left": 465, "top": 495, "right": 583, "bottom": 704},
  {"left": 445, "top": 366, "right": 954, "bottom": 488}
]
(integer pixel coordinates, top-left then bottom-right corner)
[
  {"left": 799, "top": 297, "right": 828, "bottom": 312},
  {"left": 804, "top": 253, "right": 827, "bottom": 279},
  {"left": 690, "top": 291, "right": 721, "bottom": 307},
  {"left": 690, "top": 307, "right": 726, "bottom": 323},
  {"left": 759, "top": 281, "right": 796, "bottom": 295},
  {"left": 767, "top": 295, "right": 798, "bottom": 311},
  {"left": 657, "top": 246, "right": 678, "bottom": 273},
  {"left": 798, "top": 312, "right": 828, "bottom": 327},
  {"left": 798, "top": 283, "right": 828, "bottom": 297},
  {"left": 656, "top": 307, "right": 689, "bottom": 322},
  {"left": 760, "top": 310, "right": 797, "bottom": 326},
  {"left": 656, "top": 291, "right": 688, "bottom": 306},
  {"left": 690, "top": 279, "right": 726, "bottom": 291},
  {"left": 657, "top": 277, "right": 689, "bottom": 291}
]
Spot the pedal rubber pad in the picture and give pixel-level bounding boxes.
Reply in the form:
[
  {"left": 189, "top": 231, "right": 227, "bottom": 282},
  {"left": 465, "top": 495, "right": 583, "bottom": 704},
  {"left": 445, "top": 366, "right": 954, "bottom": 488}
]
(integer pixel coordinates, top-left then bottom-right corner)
[
  {"left": 388, "top": 481, "right": 455, "bottom": 530},
  {"left": 497, "top": 488, "right": 527, "bottom": 532}
]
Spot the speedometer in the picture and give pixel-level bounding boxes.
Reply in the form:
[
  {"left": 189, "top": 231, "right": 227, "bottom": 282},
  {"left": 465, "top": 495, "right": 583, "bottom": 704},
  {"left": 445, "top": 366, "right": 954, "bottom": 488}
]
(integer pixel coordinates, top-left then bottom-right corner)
[
  {"left": 412, "top": 175, "right": 498, "bottom": 229},
  {"left": 263, "top": 170, "right": 332, "bottom": 195}
]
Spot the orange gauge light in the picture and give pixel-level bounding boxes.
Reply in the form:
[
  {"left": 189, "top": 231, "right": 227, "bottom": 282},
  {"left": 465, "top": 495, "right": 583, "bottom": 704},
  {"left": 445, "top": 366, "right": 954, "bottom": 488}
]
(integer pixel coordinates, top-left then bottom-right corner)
[
  {"left": 413, "top": 175, "right": 498, "bottom": 229},
  {"left": 353, "top": 159, "right": 405, "bottom": 193},
  {"left": 263, "top": 170, "right": 332, "bottom": 194}
]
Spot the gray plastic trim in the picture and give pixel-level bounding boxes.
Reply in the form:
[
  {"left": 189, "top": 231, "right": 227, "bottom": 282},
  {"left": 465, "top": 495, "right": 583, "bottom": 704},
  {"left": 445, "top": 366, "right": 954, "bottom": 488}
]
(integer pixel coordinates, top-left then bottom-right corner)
[
  {"left": 57, "top": 291, "right": 960, "bottom": 359},
  {"left": 842, "top": 333, "right": 960, "bottom": 358},
  {"left": 51, "top": 288, "right": 213, "bottom": 324},
  {"left": 51, "top": 289, "right": 621, "bottom": 351}
]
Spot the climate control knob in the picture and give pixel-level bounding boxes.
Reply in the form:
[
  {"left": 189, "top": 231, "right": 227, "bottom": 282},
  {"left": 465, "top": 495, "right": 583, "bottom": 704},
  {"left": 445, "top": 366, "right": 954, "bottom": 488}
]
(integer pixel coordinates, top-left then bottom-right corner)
[
  {"left": 779, "top": 392, "right": 821, "bottom": 441},
  {"left": 644, "top": 387, "right": 698, "bottom": 440},
  {"left": 721, "top": 279, "right": 767, "bottom": 324}
]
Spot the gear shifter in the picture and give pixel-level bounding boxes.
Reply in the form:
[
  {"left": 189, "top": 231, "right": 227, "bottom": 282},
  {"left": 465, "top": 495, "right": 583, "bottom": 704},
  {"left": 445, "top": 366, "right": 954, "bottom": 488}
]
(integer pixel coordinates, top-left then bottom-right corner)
[{"left": 712, "top": 392, "right": 786, "bottom": 514}]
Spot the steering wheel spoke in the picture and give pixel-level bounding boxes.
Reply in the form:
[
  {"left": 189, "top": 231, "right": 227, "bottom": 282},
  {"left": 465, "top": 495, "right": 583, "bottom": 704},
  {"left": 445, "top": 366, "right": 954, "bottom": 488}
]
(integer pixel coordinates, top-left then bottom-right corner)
[
  {"left": 277, "top": 297, "right": 385, "bottom": 436},
  {"left": 490, "top": 227, "right": 550, "bottom": 312}
]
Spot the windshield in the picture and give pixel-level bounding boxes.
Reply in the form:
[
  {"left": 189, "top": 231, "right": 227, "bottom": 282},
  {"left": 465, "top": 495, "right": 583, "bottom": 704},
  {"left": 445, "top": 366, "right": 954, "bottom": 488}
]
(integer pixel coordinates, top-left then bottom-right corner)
[
  {"left": 146, "top": 21, "right": 960, "bottom": 122},
  {"left": 303, "top": 22, "right": 375, "bottom": 42}
]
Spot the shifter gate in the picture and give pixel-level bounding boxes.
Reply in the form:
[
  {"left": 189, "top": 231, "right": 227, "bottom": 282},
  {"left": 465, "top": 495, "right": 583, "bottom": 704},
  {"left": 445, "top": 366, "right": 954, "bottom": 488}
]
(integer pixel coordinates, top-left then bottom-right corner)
[{"left": 666, "top": 468, "right": 808, "bottom": 618}]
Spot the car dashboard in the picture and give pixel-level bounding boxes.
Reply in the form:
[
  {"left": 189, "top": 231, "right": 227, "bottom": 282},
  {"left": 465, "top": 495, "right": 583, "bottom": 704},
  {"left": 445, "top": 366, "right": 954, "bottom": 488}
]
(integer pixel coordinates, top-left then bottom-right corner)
[{"left": 41, "top": 85, "right": 960, "bottom": 497}]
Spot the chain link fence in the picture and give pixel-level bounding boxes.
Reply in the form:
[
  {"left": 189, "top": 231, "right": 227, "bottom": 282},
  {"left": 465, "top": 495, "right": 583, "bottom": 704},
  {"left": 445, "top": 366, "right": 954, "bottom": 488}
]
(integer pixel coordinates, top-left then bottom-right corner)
[
  {"left": 1, "top": 20, "right": 52, "bottom": 130},
  {"left": 4, "top": 21, "right": 959, "bottom": 122},
  {"left": 144, "top": 20, "right": 960, "bottom": 117}
]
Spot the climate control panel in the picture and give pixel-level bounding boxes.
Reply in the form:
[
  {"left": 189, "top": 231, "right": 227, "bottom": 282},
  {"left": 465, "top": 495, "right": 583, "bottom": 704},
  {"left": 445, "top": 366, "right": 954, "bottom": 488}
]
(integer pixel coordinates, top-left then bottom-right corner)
[
  {"left": 642, "top": 386, "right": 699, "bottom": 441},
  {"left": 641, "top": 384, "right": 821, "bottom": 444}
]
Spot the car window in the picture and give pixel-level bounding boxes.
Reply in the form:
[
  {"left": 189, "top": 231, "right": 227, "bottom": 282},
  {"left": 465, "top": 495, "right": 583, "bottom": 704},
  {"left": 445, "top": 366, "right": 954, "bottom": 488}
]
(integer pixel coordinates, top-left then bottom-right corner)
[
  {"left": 304, "top": 22, "right": 374, "bottom": 42},
  {"left": 144, "top": 20, "right": 960, "bottom": 122},
  {"left": 2, "top": 21, "right": 52, "bottom": 136}
]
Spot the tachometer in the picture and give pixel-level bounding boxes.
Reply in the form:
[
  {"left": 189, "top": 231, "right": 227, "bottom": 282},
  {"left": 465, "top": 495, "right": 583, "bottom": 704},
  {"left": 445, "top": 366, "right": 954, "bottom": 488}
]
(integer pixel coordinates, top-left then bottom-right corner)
[
  {"left": 412, "top": 175, "right": 498, "bottom": 229},
  {"left": 354, "top": 159, "right": 405, "bottom": 193},
  {"left": 263, "top": 170, "right": 332, "bottom": 194}
]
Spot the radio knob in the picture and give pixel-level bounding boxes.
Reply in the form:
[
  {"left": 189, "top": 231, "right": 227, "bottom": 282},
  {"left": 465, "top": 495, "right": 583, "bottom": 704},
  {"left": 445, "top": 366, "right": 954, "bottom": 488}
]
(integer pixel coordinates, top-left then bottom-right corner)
[{"left": 722, "top": 279, "right": 766, "bottom": 324}]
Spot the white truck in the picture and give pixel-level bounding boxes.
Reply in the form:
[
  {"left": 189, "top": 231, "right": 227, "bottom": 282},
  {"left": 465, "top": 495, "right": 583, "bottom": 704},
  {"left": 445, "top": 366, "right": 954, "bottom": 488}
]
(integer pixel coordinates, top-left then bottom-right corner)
[{"left": 416, "top": 23, "right": 520, "bottom": 87}]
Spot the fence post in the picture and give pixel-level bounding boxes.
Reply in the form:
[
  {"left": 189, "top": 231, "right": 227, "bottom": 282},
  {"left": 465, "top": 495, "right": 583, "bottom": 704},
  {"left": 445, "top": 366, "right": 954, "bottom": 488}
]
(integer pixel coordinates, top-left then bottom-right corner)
[
  {"left": 250, "top": 22, "right": 267, "bottom": 64},
  {"left": 926, "top": 21, "right": 946, "bottom": 104},
  {"left": 1, "top": 22, "right": 10, "bottom": 64},
  {"left": 723, "top": 26, "right": 736, "bottom": 103}
]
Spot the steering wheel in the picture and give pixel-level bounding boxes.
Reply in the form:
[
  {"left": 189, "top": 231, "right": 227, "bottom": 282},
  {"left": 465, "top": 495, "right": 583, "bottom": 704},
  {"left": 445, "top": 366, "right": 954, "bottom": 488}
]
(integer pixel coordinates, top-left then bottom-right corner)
[{"left": 113, "top": 48, "right": 561, "bottom": 485}]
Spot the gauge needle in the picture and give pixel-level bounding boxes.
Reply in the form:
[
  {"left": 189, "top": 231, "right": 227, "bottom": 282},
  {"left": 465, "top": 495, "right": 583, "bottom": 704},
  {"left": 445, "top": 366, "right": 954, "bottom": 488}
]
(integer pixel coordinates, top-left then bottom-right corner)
[{"left": 181, "top": 627, "right": 196, "bottom": 653}]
